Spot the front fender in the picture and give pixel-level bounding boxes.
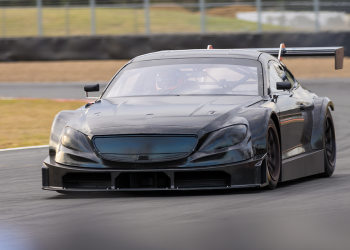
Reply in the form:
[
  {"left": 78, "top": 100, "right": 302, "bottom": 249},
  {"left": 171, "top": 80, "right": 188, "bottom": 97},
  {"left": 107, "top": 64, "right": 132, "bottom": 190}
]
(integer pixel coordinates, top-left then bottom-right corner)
[
  {"left": 49, "top": 110, "right": 85, "bottom": 156},
  {"left": 238, "top": 101, "right": 278, "bottom": 155}
]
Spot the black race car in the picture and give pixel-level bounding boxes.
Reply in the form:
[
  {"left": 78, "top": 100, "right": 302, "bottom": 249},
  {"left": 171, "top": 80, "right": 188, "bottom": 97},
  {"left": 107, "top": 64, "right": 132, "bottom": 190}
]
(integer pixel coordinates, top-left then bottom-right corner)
[{"left": 42, "top": 44, "right": 343, "bottom": 192}]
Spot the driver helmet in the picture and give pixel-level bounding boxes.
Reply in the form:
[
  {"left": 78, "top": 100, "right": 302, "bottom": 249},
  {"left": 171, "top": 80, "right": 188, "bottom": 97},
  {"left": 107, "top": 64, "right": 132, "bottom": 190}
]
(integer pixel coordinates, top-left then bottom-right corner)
[{"left": 156, "top": 68, "right": 183, "bottom": 91}]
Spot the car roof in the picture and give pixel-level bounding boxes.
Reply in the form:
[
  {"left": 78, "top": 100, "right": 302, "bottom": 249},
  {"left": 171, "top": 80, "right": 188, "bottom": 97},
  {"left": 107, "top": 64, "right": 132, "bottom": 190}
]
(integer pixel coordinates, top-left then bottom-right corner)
[{"left": 131, "top": 49, "right": 262, "bottom": 62}]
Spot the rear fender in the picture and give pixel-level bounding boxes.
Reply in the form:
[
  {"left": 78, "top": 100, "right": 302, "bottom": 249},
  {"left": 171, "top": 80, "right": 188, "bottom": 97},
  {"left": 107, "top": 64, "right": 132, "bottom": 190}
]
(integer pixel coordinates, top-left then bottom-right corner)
[{"left": 311, "top": 97, "right": 334, "bottom": 150}]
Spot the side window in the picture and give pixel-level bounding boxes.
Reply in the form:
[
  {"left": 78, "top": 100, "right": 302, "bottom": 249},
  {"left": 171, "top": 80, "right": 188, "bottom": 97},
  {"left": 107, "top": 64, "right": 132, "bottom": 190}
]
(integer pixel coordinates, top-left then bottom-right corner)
[
  {"left": 281, "top": 64, "right": 297, "bottom": 87},
  {"left": 268, "top": 61, "right": 284, "bottom": 93},
  {"left": 268, "top": 61, "right": 295, "bottom": 93}
]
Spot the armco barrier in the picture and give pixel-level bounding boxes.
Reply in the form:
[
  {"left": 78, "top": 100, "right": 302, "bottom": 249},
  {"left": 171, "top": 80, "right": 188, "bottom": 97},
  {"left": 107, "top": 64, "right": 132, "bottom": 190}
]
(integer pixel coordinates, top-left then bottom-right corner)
[{"left": 0, "top": 32, "right": 349, "bottom": 61}]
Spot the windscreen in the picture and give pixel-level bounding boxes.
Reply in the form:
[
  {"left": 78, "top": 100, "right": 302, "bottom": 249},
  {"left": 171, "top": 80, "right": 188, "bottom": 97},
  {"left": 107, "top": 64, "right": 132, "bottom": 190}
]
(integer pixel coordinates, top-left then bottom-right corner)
[{"left": 103, "top": 59, "right": 260, "bottom": 98}]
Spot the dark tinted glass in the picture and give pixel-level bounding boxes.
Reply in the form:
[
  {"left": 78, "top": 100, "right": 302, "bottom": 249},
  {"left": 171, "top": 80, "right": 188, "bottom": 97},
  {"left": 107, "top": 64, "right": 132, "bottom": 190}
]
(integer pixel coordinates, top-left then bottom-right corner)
[{"left": 103, "top": 58, "right": 262, "bottom": 97}]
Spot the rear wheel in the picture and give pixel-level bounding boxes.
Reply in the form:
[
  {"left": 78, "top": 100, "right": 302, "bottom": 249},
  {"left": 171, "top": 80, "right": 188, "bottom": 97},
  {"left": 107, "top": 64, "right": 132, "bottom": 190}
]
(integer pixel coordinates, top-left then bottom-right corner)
[
  {"left": 323, "top": 109, "right": 336, "bottom": 177},
  {"left": 266, "top": 119, "right": 281, "bottom": 190}
]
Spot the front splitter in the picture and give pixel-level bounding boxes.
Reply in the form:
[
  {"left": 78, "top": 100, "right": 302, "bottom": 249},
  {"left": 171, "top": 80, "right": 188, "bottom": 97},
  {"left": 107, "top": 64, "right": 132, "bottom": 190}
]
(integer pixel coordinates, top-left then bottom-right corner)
[{"left": 42, "top": 154, "right": 267, "bottom": 191}]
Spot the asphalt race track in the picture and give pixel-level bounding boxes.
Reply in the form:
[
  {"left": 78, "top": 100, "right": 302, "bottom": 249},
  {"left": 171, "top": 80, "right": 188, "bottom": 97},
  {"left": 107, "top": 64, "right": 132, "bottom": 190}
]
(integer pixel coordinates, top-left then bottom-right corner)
[
  {"left": 0, "top": 82, "right": 107, "bottom": 100},
  {"left": 0, "top": 79, "right": 348, "bottom": 100},
  {"left": 1, "top": 79, "right": 350, "bottom": 250}
]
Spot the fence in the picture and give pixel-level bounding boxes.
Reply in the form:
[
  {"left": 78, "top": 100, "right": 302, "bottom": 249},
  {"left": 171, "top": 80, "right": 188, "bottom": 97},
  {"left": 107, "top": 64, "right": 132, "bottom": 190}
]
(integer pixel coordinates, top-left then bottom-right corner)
[{"left": 0, "top": 0, "right": 349, "bottom": 37}]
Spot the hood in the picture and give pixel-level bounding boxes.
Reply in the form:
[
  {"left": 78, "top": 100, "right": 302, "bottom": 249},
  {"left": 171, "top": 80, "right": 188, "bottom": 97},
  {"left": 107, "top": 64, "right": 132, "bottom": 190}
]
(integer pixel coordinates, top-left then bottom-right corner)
[{"left": 79, "top": 95, "right": 261, "bottom": 135}]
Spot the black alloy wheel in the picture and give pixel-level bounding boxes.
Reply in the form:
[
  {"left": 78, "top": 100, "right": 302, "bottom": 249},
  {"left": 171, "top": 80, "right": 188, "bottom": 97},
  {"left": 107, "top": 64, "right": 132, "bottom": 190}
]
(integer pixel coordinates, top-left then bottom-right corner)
[
  {"left": 266, "top": 119, "right": 281, "bottom": 189},
  {"left": 323, "top": 109, "right": 336, "bottom": 177}
]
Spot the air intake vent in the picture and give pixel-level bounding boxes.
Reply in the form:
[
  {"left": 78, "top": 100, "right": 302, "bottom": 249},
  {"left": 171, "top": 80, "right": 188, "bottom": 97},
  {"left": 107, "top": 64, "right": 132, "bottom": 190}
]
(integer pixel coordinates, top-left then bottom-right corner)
[
  {"left": 175, "top": 171, "right": 230, "bottom": 188},
  {"left": 62, "top": 173, "right": 111, "bottom": 189},
  {"left": 93, "top": 135, "right": 197, "bottom": 162},
  {"left": 115, "top": 172, "right": 170, "bottom": 189}
]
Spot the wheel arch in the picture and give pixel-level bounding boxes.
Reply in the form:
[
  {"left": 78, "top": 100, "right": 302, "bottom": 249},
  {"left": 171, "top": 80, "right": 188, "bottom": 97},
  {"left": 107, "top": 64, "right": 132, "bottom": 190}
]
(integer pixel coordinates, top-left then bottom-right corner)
[
  {"left": 311, "top": 97, "right": 335, "bottom": 150},
  {"left": 269, "top": 112, "right": 281, "bottom": 150}
]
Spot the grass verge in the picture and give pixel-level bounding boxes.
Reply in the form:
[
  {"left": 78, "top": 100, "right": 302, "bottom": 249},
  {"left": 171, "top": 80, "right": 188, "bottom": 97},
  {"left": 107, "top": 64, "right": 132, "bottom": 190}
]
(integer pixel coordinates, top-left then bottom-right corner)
[
  {"left": 1, "top": 7, "right": 282, "bottom": 37},
  {"left": 0, "top": 99, "right": 86, "bottom": 149}
]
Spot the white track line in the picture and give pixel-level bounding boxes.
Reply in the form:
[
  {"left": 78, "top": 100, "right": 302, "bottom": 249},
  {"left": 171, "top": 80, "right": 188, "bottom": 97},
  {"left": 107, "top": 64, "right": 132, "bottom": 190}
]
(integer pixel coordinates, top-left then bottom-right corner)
[{"left": 0, "top": 145, "right": 48, "bottom": 152}]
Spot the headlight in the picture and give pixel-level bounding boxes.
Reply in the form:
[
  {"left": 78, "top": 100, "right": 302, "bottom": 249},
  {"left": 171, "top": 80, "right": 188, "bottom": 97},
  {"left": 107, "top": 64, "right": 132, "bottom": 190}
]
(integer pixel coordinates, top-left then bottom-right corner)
[
  {"left": 199, "top": 125, "right": 247, "bottom": 152},
  {"left": 61, "top": 127, "right": 92, "bottom": 153},
  {"left": 56, "top": 127, "right": 99, "bottom": 166}
]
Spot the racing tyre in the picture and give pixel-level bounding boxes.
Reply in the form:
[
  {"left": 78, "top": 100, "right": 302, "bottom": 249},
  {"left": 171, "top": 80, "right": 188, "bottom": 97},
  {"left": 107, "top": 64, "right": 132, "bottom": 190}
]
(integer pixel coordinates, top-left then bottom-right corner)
[
  {"left": 266, "top": 119, "right": 281, "bottom": 190},
  {"left": 322, "top": 109, "right": 336, "bottom": 177}
]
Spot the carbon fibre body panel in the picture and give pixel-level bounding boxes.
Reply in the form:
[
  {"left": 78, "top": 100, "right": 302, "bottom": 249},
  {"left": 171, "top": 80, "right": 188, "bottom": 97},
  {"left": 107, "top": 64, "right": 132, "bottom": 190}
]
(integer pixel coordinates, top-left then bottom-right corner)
[{"left": 43, "top": 49, "right": 336, "bottom": 191}]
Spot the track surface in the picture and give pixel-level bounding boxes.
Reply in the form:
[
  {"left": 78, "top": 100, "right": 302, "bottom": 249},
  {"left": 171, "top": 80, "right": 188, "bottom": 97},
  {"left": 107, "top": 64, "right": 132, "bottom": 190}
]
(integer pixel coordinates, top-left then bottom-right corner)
[
  {"left": 0, "top": 82, "right": 107, "bottom": 99},
  {"left": 1, "top": 79, "right": 350, "bottom": 250},
  {"left": 0, "top": 79, "right": 348, "bottom": 100}
]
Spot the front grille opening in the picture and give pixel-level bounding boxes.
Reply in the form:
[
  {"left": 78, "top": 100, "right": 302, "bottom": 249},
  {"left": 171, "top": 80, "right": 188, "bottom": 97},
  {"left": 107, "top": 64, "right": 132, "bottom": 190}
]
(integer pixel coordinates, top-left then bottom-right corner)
[
  {"left": 115, "top": 172, "right": 170, "bottom": 189},
  {"left": 62, "top": 173, "right": 111, "bottom": 189},
  {"left": 93, "top": 135, "right": 197, "bottom": 162},
  {"left": 175, "top": 171, "right": 231, "bottom": 188}
]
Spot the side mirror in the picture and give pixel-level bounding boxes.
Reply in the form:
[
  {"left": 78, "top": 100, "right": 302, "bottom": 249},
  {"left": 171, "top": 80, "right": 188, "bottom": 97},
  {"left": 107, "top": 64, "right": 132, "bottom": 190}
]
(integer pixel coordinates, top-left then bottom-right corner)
[
  {"left": 276, "top": 81, "right": 292, "bottom": 90},
  {"left": 84, "top": 84, "right": 99, "bottom": 98}
]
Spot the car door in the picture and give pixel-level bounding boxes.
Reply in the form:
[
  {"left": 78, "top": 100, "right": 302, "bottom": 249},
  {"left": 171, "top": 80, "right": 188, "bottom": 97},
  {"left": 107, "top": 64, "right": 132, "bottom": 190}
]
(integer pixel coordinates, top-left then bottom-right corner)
[
  {"left": 268, "top": 60, "right": 306, "bottom": 160},
  {"left": 284, "top": 67, "right": 315, "bottom": 154}
]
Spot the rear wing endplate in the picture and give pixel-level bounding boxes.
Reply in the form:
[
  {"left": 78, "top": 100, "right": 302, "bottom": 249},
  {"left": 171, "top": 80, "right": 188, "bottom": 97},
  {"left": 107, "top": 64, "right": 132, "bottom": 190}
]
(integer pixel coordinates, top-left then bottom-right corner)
[{"left": 250, "top": 44, "right": 344, "bottom": 70}]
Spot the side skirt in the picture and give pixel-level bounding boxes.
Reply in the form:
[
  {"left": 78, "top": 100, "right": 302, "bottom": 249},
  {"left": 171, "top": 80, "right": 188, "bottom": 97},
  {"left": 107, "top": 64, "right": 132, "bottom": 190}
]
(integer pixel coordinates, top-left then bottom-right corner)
[{"left": 280, "top": 149, "right": 324, "bottom": 182}]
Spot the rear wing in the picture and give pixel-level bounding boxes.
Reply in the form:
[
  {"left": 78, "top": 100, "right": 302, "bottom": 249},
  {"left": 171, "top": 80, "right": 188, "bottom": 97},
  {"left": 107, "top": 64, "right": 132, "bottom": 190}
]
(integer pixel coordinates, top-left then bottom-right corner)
[{"left": 250, "top": 44, "right": 344, "bottom": 70}]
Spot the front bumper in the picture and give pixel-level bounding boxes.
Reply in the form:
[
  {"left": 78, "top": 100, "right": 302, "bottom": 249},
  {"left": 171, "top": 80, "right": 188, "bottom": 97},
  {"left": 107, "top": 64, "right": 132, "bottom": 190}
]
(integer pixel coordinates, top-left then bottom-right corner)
[{"left": 42, "top": 154, "right": 268, "bottom": 192}]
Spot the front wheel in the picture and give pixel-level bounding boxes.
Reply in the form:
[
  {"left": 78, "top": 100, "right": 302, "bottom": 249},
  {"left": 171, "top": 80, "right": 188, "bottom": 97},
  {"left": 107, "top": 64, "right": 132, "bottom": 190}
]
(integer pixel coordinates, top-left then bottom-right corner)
[{"left": 266, "top": 119, "right": 281, "bottom": 190}]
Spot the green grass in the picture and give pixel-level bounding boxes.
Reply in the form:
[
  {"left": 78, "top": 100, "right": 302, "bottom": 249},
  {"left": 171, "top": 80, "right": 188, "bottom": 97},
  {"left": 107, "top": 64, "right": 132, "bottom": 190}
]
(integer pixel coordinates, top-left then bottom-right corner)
[
  {"left": 0, "top": 99, "right": 86, "bottom": 149},
  {"left": 0, "top": 7, "right": 283, "bottom": 37}
]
